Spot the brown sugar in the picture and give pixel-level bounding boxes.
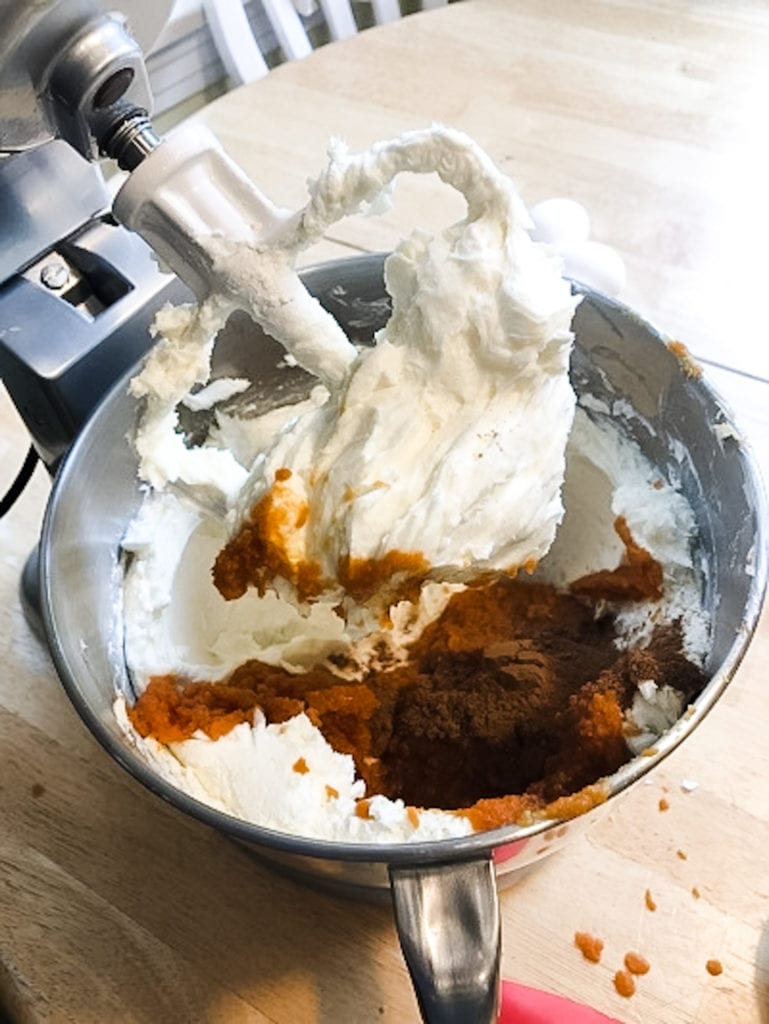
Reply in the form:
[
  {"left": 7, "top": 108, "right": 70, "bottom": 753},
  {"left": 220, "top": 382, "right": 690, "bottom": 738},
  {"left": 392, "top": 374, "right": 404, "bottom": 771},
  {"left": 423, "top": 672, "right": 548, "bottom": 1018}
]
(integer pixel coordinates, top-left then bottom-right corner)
[
  {"left": 706, "top": 959, "right": 723, "bottom": 976},
  {"left": 129, "top": 571, "right": 705, "bottom": 828},
  {"left": 624, "top": 952, "right": 650, "bottom": 975},
  {"left": 574, "top": 931, "right": 604, "bottom": 963},
  {"left": 613, "top": 969, "right": 636, "bottom": 998}
]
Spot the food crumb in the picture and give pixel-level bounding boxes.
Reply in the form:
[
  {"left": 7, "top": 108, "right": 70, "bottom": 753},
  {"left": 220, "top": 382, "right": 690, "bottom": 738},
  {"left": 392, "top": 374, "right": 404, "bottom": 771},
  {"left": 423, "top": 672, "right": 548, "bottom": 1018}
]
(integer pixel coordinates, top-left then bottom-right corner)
[
  {"left": 293, "top": 757, "right": 310, "bottom": 774},
  {"left": 407, "top": 806, "right": 421, "bottom": 828},
  {"left": 691, "top": 886, "right": 701, "bottom": 899},
  {"left": 645, "top": 889, "right": 657, "bottom": 912},
  {"left": 667, "top": 339, "right": 702, "bottom": 378},
  {"left": 614, "top": 969, "right": 636, "bottom": 998},
  {"left": 658, "top": 797, "right": 670, "bottom": 811},
  {"left": 31, "top": 783, "right": 45, "bottom": 798},
  {"left": 355, "top": 798, "right": 373, "bottom": 819},
  {"left": 624, "top": 952, "right": 650, "bottom": 976},
  {"left": 325, "top": 785, "right": 339, "bottom": 799},
  {"left": 680, "top": 777, "right": 699, "bottom": 792},
  {"left": 676, "top": 849, "right": 688, "bottom": 860},
  {"left": 574, "top": 931, "right": 604, "bottom": 963},
  {"left": 706, "top": 959, "right": 723, "bottom": 976}
]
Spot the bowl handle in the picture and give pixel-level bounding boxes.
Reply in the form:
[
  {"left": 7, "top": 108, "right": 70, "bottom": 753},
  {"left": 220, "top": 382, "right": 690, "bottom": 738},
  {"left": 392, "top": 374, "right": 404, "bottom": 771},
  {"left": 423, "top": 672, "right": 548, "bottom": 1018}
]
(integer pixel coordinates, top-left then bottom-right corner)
[{"left": 389, "top": 857, "right": 500, "bottom": 1023}]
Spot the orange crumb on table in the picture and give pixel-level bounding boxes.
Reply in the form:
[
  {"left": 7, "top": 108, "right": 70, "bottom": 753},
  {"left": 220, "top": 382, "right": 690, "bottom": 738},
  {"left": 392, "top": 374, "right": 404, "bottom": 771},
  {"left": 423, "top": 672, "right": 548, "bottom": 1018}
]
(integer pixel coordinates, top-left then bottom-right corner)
[
  {"left": 645, "top": 889, "right": 657, "bottom": 912},
  {"left": 325, "top": 785, "right": 339, "bottom": 799},
  {"left": 676, "top": 848, "right": 687, "bottom": 860},
  {"left": 574, "top": 932, "right": 604, "bottom": 963},
  {"left": 624, "top": 952, "right": 650, "bottom": 976},
  {"left": 692, "top": 886, "right": 701, "bottom": 899},
  {"left": 659, "top": 797, "right": 670, "bottom": 811},
  {"left": 274, "top": 467, "right": 292, "bottom": 482},
  {"left": 31, "top": 783, "right": 45, "bottom": 798},
  {"left": 614, "top": 969, "right": 636, "bottom": 998},
  {"left": 293, "top": 757, "right": 309, "bottom": 774},
  {"left": 706, "top": 959, "right": 723, "bottom": 976}
]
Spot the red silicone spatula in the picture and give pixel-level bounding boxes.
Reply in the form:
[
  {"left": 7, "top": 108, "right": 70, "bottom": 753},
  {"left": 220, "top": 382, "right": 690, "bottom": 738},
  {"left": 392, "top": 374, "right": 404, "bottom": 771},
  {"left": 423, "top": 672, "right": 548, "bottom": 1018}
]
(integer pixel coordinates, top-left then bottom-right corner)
[{"left": 500, "top": 980, "right": 624, "bottom": 1024}]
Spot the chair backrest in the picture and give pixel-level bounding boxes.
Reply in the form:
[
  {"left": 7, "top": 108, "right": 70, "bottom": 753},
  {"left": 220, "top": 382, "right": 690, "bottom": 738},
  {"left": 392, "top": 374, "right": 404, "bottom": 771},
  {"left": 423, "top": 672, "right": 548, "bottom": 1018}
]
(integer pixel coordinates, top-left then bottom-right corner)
[{"left": 203, "top": 0, "right": 449, "bottom": 86}]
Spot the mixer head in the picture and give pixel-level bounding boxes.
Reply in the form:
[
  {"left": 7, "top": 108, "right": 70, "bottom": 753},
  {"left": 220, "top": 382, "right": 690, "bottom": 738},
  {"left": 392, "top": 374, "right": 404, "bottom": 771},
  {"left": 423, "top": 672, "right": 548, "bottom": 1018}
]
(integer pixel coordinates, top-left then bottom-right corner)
[{"left": 0, "top": 0, "right": 172, "bottom": 158}]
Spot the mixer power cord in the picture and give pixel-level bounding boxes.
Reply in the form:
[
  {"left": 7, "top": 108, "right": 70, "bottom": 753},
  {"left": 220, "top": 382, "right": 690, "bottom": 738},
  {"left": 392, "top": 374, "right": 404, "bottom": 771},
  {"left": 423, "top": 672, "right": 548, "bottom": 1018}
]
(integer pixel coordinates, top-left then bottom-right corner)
[{"left": 0, "top": 446, "right": 39, "bottom": 518}]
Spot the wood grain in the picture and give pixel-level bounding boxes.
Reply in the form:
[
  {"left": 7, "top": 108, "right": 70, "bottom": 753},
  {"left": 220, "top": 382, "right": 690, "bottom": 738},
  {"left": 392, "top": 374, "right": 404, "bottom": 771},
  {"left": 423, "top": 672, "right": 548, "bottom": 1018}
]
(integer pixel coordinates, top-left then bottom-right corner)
[{"left": 2, "top": 1, "right": 769, "bottom": 1021}]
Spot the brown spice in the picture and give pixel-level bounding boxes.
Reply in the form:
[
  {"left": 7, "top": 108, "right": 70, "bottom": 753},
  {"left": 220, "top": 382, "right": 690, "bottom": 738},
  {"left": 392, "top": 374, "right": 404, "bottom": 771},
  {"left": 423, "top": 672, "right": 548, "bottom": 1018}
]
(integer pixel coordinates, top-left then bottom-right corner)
[
  {"left": 706, "top": 959, "right": 723, "bottom": 976},
  {"left": 574, "top": 931, "right": 604, "bottom": 963},
  {"left": 624, "top": 952, "right": 650, "bottom": 975},
  {"left": 645, "top": 889, "right": 657, "bottom": 912},
  {"left": 613, "top": 969, "right": 636, "bottom": 998}
]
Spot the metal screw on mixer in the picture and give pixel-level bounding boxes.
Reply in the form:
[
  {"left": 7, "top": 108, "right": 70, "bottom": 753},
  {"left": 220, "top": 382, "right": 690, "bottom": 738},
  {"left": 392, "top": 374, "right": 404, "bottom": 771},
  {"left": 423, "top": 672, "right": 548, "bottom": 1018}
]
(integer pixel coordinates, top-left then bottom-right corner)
[{"left": 39, "top": 262, "right": 70, "bottom": 291}]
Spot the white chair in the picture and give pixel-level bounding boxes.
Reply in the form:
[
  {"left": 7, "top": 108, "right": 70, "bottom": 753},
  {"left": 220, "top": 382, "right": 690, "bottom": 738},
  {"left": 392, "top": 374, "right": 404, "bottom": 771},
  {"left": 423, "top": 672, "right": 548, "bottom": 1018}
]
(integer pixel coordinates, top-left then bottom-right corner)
[{"left": 203, "top": 0, "right": 449, "bottom": 86}]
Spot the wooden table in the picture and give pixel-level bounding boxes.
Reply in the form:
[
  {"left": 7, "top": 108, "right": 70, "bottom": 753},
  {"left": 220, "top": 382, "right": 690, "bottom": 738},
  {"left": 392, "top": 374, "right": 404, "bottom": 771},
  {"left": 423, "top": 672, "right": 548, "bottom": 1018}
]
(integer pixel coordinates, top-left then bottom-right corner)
[{"left": 2, "top": 1, "right": 769, "bottom": 1021}]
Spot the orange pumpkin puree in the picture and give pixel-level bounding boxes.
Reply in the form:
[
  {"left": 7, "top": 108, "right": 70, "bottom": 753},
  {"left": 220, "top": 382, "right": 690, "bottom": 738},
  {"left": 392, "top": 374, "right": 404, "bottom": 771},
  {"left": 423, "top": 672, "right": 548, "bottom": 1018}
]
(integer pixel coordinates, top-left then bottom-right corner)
[
  {"left": 570, "top": 516, "right": 663, "bottom": 603},
  {"left": 128, "top": 567, "right": 705, "bottom": 829},
  {"left": 574, "top": 931, "right": 604, "bottom": 963}
]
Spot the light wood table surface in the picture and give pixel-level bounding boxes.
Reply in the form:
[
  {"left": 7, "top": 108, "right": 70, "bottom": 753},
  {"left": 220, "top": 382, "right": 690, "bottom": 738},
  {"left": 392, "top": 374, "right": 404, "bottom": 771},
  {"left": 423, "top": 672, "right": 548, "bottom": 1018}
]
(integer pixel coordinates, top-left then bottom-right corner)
[{"left": 2, "top": 1, "right": 769, "bottom": 1021}]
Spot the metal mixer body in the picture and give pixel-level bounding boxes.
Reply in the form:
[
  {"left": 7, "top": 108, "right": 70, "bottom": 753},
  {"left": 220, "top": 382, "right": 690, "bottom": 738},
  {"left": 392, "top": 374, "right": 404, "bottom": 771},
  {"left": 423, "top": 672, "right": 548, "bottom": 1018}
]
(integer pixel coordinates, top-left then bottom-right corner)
[{"left": 0, "top": 0, "right": 184, "bottom": 470}]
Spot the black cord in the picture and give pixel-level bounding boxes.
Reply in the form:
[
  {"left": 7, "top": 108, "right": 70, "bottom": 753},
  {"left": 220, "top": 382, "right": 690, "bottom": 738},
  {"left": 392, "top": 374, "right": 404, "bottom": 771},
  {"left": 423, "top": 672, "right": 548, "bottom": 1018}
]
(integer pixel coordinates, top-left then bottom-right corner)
[{"left": 0, "top": 446, "right": 40, "bottom": 518}]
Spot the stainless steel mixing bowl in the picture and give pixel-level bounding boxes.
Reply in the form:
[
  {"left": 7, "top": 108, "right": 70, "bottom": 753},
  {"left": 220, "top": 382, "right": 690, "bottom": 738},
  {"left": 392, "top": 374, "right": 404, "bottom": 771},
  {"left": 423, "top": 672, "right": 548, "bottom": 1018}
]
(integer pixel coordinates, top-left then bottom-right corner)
[{"left": 40, "top": 253, "right": 767, "bottom": 1023}]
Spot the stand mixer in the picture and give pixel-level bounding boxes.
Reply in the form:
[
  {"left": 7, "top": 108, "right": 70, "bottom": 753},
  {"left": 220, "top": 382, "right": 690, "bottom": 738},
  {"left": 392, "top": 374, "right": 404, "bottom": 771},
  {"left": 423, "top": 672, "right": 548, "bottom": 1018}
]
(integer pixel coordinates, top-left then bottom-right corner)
[
  {"left": 1, "top": 0, "right": 322, "bottom": 628},
  {"left": 0, "top": 1, "right": 190, "bottom": 468}
]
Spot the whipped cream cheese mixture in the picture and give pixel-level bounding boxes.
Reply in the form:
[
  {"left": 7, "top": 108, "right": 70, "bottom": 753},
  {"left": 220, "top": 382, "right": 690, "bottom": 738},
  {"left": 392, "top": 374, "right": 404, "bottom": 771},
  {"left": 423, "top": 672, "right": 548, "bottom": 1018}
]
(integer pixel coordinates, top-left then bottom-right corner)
[
  {"left": 117, "top": 127, "right": 709, "bottom": 843},
  {"left": 131, "top": 127, "right": 579, "bottom": 602}
]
